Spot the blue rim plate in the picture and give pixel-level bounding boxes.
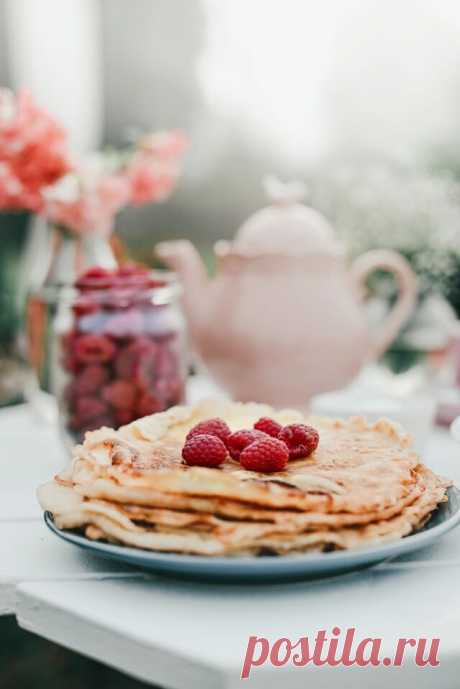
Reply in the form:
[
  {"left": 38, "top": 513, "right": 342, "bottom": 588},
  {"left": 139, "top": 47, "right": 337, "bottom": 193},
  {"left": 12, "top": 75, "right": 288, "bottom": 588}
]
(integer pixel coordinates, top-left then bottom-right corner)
[{"left": 44, "top": 486, "right": 460, "bottom": 583}]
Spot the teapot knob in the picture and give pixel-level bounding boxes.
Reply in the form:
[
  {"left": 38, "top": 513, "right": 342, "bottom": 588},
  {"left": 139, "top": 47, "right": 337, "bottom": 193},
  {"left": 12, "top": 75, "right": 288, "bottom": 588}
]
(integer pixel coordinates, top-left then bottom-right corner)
[{"left": 263, "top": 175, "right": 307, "bottom": 206}]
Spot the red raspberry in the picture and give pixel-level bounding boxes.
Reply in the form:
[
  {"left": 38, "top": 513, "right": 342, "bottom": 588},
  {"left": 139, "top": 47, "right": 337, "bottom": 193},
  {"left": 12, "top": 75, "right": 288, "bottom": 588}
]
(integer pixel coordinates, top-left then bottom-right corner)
[
  {"left": 76, "top": 266, "right": 115, "bottom": 290},
  {"left": 155, "top": 375, "right": 185, "bottom": 406},
  {"left": 75, "top": 397, "right": 110, "bottom": 422},
  {"left": 186, "top": 418, "right": 231, "bottom": 444},
  {"left": 154, "top": 345, "right": 177, "bottom": 378},
  {"left": 102, "top": 381, "right": 137, "bottom": 410},
  {"left": 278, "top": 424, "right": 319, "bottom": 459},
  {"left": 73, "top": 296, "right": 99, "bottom": 316},
  {"left": 254, "top": 417, "right": 282, "bottom": 438},
  {"left": 226, "top": 429, "right": 267, "bottom": 460},
  {"left": 81, "top": 364, "right": 110, "bottom": 390},
  {"left": 134, "top": 345, "right": 162, "bottom": 388},
  {"left": 136, "top": 392, "right": 164, "bottom": 417},
  {"left": 239, "top": 437, "right": 289, "bottom": 473},
  {"left": 182, "top": 434, "right": 227, "bottom": 467},
  {"left": 74, "top": 334, "right": 116, "bottom": 364},
  {"left": 115, "top": 338, "right": 157, "bottom": 380},
  {"left": 69, "top": 365, "right": 110, "bottom": 397},
  {"left": 115, "top": 409, "right": 136, "bottom": 426}
]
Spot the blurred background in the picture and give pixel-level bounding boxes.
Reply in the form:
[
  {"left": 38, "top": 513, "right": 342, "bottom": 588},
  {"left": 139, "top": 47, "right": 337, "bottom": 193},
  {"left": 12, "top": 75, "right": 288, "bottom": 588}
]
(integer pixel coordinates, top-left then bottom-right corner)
[
  {"left": 1, "top": 0, "right": 460, "bottom": 348},
  {"left": 2, "top": 0, "right": 460, "bottom": 685},
  {"left": 2, "top": 0, "right": 460, "bottom": 254},
  {"left": 1, "top": 0, "right": 459, "bottom": 411}
]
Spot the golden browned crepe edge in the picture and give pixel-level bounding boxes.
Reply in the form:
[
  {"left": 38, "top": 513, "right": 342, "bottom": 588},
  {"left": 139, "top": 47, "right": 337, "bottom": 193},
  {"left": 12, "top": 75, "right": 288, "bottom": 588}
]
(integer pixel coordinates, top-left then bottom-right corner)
[{"left": 38, "top": 467, "right": 450, "bottom": 556}]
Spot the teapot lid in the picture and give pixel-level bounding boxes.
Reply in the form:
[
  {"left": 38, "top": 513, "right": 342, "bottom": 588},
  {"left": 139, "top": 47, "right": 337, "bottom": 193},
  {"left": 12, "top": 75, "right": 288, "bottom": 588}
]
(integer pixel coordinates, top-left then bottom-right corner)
[{"left": 233, "top": 176, "right": 342, "bottom": 256}]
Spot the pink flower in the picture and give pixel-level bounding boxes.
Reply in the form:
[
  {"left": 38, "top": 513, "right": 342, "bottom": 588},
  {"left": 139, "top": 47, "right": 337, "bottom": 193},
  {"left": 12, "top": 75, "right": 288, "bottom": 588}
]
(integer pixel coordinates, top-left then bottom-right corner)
[
  {"left": 125, "top": 131, "right": 187, "bottom": 206},
  {"left": 0, "top": 89, "right": 72, "bottom": 212},
  {"left": 44, "top": 171, "right": 131, "bottom": 236},
  {"left": 0, "top": 89, "right": 186, "bottom": 224},
  {"left": 42, "top": 129, "right": 187, "bottom": 234},
  {"left": 98, "top": 175, "right": 131, "bottom": 211},
  {"left": 126, "top": 155, "right": 176, "bottom": 205}
]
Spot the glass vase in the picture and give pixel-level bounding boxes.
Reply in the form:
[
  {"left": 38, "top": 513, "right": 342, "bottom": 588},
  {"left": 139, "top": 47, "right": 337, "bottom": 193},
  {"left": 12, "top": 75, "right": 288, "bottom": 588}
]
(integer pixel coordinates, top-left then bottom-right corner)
[{"left": 24, "top": 224, "right": 117, "bottom": 422}]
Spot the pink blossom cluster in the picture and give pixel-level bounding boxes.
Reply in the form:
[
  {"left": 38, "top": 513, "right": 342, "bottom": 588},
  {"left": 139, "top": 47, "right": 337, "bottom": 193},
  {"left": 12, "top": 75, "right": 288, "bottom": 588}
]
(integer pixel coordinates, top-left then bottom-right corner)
[
  {"left": 0, "top": 87, "right": 187, "bottom": 233},
  {"left": 127, "top": 130, "right": 188, "bottom": 206},
  {"left": 44, "top": 130, "right": 188, "bottom": 236},
  {"left": 0, "top": 89, "right": 71, "bottom": 212}
]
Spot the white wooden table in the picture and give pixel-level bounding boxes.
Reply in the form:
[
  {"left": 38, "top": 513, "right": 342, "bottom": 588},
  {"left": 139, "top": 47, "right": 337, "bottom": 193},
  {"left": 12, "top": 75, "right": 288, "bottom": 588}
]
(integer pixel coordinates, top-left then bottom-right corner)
[{"left": 2, "top": 401, "right": 460, "bottom": 688}]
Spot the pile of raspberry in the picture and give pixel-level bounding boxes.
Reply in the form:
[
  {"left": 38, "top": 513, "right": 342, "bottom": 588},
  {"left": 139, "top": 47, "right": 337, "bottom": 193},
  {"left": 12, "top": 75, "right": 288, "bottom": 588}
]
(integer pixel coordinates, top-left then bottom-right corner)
[
  {"left": 182, "top": 416, "right": 319, "bottom": 473},
  {"left": 60, "top": 265, "right": 185, "bottom": 441}
]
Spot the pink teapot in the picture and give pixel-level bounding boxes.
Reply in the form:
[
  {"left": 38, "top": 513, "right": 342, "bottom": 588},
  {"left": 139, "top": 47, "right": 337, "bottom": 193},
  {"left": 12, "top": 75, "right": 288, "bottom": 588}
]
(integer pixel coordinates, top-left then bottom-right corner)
[{"left": 156, "top": 178, "right": 417, "bottom": 407}]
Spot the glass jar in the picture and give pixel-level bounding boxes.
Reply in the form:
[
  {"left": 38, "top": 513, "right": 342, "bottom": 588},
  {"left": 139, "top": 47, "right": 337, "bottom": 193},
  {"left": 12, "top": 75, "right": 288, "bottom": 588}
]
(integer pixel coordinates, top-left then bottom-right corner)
[{"left": 53, "top": 265, "right": 187, "bottom": 447}]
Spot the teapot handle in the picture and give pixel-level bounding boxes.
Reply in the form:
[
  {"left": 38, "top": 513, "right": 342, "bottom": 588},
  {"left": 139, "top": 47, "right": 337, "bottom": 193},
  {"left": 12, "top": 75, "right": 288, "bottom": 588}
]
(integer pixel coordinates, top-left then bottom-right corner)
[{"left": 350, "top": 249, "right": 418, "bottom": 359}]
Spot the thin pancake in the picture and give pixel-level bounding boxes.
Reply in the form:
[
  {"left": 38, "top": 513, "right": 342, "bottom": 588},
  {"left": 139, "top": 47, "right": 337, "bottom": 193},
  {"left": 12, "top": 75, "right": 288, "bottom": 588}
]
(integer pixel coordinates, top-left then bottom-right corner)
[
  {"left": 40, "top": 467, "right": 448, "bottom": 556},
  {"left": 63, "top": 474, "right": 423, "bottom": 528},
  {"left": 37, "top": 401, "right": 451, "bottom": 557},
  {"left": 66, "top": 402, "right": 420, "bottom": 515}
]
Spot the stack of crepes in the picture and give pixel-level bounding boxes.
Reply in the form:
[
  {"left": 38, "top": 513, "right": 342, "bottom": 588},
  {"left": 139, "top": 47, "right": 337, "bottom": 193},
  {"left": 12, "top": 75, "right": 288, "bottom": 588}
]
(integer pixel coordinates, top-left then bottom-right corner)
[{"left": 38, "top": 401, "right": 451, "bottom": 556}]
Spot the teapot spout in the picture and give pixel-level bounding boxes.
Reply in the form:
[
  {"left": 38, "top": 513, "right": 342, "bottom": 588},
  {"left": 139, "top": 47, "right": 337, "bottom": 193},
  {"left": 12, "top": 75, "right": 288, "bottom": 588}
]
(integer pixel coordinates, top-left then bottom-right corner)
[{"left": 155, "top": 240, "right": 209, "bottom": 336}]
